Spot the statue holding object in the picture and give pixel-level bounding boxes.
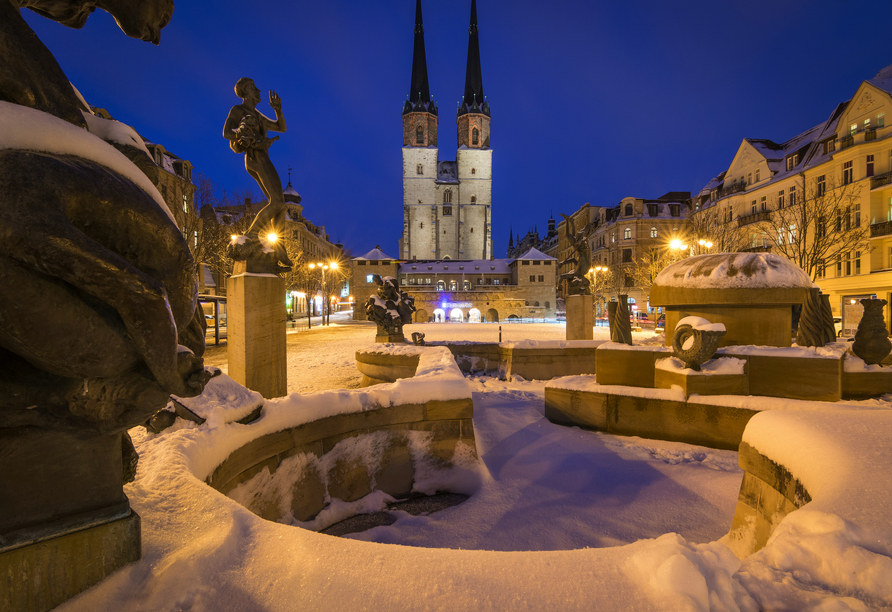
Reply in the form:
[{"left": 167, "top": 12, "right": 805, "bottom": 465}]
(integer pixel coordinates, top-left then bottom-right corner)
[
  {"left": 366, "top": 275, "right": 416, "bottom": 343},
  {"left": 558, "top": 213, "right": 593, "bottom": 296}
]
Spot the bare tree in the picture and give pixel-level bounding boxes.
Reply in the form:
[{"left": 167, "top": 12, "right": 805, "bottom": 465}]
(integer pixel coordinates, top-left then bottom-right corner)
[
  {"left": 687, "top": 200, "right": 748, "bottom": 254},
  {"left": 755, "top": 173, "right": 869, "bottom": 280},
  {"left": 629, "top": 240, "right": 685, "bottom": 296}
]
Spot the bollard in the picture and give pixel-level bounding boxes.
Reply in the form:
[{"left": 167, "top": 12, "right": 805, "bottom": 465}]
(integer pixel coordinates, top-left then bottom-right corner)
[{"left": 499, "top": 325, "right": 502, "bottom": 342}]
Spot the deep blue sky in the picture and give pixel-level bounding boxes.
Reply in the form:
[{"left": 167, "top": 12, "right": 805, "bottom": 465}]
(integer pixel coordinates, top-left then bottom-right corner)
[{"left": 23, "top": 0, "right": 892, "bottom": 258}]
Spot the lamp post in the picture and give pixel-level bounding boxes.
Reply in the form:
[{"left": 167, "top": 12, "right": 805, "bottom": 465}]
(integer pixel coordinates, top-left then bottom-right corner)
[{"left": 309, "top": 261, "right": 339, "bottom": 326}]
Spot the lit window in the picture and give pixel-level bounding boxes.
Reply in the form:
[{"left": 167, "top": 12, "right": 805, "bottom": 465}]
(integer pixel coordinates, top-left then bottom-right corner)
[
  {"left": 650, "top": 227, "right": 657, "bottom": 238},
  {"left": 182, "top": 194, "right": 188, "bottom": 213},
  {"left": 624, "top": 227, "right": 631, "bottom": 239},
  {"left": 366, "top": 274, "right": 374, "bottom": 282},
  {"left": 850, "top": 123, "right": 858, "bottom": 135},
  {"left": 843, "top": 161, "right": 853, "bottom": 185},
  {"left": 878, "top": 113, "right": 885, "bottom": 128},
  {"left": 864, "top": 118, "right": 871, "bottom": 130}
]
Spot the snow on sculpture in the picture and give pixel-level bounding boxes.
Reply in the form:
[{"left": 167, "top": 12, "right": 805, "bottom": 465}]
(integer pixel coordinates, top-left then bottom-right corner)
[
  {"left": 671, "top": 316, "right": 727, "bottom": 371},
  {"left": 366, "top": 275, "right": 416, "bottom": 343}
]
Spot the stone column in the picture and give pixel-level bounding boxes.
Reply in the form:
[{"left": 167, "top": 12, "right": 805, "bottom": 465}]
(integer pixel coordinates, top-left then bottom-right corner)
[
  {"left": 227, "top": 260, "right": 287, "bottom": 398},
  {"left": 566, "top": 294, "right": 593, "bottom": 341}
]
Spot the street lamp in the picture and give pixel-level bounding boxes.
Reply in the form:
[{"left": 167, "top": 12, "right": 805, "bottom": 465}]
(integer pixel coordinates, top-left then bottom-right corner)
[{"left": 309, "top": 261, "right": 339, "bottom": 325}]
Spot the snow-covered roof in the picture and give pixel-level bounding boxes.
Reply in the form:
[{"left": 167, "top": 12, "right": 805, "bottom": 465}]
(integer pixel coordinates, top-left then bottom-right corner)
[
  {"left": 399, "top": 259, "right": 512, "bottom": 274},
  {"left": 654, "top": 253, "right": 813, "bottom": 290},
  {"left": 514, "top": 247, "right": 556, "bottom": 261},
  {"left": 697, "top": 172, "right": 726, "bottom": 197},
  {"left": 284, "top": 183, "right": 299, "bottom": 197},
  {"left": 867, "top": 63, "right": 892, "bottom": 95},
  {"left": 354, "top": 247, "right": 396, "bottom": 261}
]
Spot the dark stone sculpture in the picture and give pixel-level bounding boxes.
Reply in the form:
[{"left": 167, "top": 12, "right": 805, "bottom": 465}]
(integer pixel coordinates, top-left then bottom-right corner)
[
  {"left": 797, "top": 288, "right": 826, "bottom": 348},
  {"left": 366, "top": 275, "right": 416, "bottom": 342},
  {"left": 852, "top": 299, "right": 891, "bottom": 365},
  {"left": 558, "top": 213, "right": 592, "bottom": 296},
  {"left": 607, "top": 295, "right": 632, "bottom": 345},
  {"left": 672, "top": 320, "right": 726, "bottom": 371},
  {"left": 412, "top": 332, "right": 426, "bottom": 346},
  {"left": 0, "top": 0, "right": 209, "bottom": 562},
  {"left": 821, "top": 294, "right": 836, "bottom": 345},
  {"left": 223, "top": 78, "right": 291, "bottom": 270}
]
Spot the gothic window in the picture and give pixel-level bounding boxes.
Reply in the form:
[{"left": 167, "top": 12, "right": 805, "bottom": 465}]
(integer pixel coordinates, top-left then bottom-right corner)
[
  {"left": 472, "top": 128, "right": 479, "bottom": 146},
  {"left": 471, "top": 168, "right": 476, "bottom": 174},
  {"left": 470, "top": 227, "right": 474, "bottom": 233},
  {"left": 443, "top": 190, "right": 452, "bottom": 203},
  {"left": 470, "top": 196, "right": 476, "bottom": 203},
  {"left": 416, "top": 125, "right": 424, "bottom": 144},
  {"left": 416, "top": 163, "right": 423, "bottom": 175}
]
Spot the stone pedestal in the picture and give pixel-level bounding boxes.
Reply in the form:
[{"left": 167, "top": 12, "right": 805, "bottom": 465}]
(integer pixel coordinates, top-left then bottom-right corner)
[
  {"left": 375, "top": 333, "right": 406, "bottom": 343},
  {"left": 566, "top": 294, "right": 593, "bottom": 341},
  {"left": 227, "top": 261, "right": 287, "bottom": 398},
  {"left": 0, "top": 427, "right": 140, "bottom": 612}
]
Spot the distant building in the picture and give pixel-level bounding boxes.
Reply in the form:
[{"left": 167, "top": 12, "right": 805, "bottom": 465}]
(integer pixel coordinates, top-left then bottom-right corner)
[
  {"left": 399, "top": 0, "right": 492, "bottom": 261},
  {"left": 352, "top": 246, "right": 557, "bottom": 323},
  {"left": 507, "top": 214, "right": 559, "bottom": 260}
]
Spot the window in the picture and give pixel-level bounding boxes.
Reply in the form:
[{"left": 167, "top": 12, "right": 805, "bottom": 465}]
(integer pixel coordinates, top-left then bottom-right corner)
[
  {"left": 443, "top": 190, "right": 452, "bottom": 203},
  {"left": 366, "top": 274, "right": 374, "bottom": 282},
  {"left": 854, "top": 202, "right": 861, "bottom": 227},
  {"left": 443, "top": 206, "right": 452, "bottom": 216},
  {"left": 751, "top": 200, "right": 756, "bottom": 215},
  {"left": 182, "top": 194, "right": 188, "bottom": 214},
  {"left": 477, "top": 278, "right": 482, "bottom": 285},
  {"left": 650, "top": 227, "right": 657, "bottom": 238},
  {"left": 879, "top": 113, "right": 886, "bottom": 128},
  {"left": 760, "top": 196, "right": 767, "bottom": 212},
  {"left": 449, "top": 280, "right": 457, "bottom": 291},
  {"left": 622, "top": 248, "right": 632, "bottom": 263},
  {"left": 493, "top": 278, "right": 499, "bottom": 285},
  {"left": 470, "top": 196, "right": 476, "bottom": 203},
  {"left": 534, "top": 301, "right": 540, "bottom": 307},
  {"left": 670, "top": 204, "right": 680, "bottom": 217},
  {"left": 522, "top": 260, "right": 530, "bottom": 266},
  {"left": 855, "top": 251, "right": 861, "bottom": 275},
  {"left": 789, "top": 185, "right": 797, "bottom": 206},
  {"left": 624, "top": 227, "right": 631, "bottom": 239},
  {"left": 545, "top": 301, "right": 550, "bottom": 309},
  {"left": 401, "top": 278, "right": 407, "bottom": 285},
  {"left": 472, "top": 128, "right": 479, "bottom": 146},
  {"left": 865, "top": 118, "right": 871, "bottom": 130},
  {"left": 825, "top": 139, "right": 837, "bottom": 154},
  {"left": 416, "top": 125, "right": 424, "bottom": 144},
  {"left": 463, "top": 280, "right": 470, "bottom": 290},
  {"left": 817, "top": 216, "right": 826, "bottom": 239},
  {"left": 816, "top": 259, "right": 826, "bottom": 279},
  {"left": 747, "top": 172, "right": 752, "bottom": 185},
  {"left": 850, "top": 123, "right": 858, "bottom": 136},
  {"left": 778, "top": 227, "right": 785, "bottom": 245},
  {"left": 789, "top": 224, "right": 797, "bottom": 243},
  {"left": 533, "top": 260, "right": 541, "bottom": 265},
  {"left": 625, "top": 203, "right": 633, "bottom": 216},
  {"left": 817, "top": 175, "right": 826, "bottom": 196},
  {"left": 471, "top": 168, "right": 476, "bottom": 174},
  {"left": 843, "top": 161, "right": 853, "bottom": 185},
  {"left": 529, "top": 275, "right": 535, "bottom": 282},
  {"left": 611, "top": 232, "right": 616, "bottom": 243},
  {"left": 778, "top": 189, "right": 785, "bottom": 209},
  {"left": 538, "top": 275, "right": 544, "bottom": 282},
  {"left": 755, "top": 169, "right": 761, "bottom": 182},
  {"left": 867, "top": 155, "right": 875, "bottom": 177},
  {"left": 437, "top": 280, "right": 445, "bottom": 291},
  {"left": 417, "top": 163, "right": 423, "bottom": 175}
]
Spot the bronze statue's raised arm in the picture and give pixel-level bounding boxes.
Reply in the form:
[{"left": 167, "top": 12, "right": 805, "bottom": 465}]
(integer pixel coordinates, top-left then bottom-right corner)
[{"left": 263, "top": 90, "right": 286, "bottom": 133}]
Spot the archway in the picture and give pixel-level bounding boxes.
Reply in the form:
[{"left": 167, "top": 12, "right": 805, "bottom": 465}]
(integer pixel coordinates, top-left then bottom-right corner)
[
  {"left": 468, "top": 308, "right": 481, "bottom": 323},
  {"left": 507, "top": 314, "right": 519, "bottom": 320},
  {"left": 487, "top": 308, "right": 499, "bottom": 323},
  {"left": 433, "top": 308, "right": 446, "bottom": 322},
  {"left": 415, "top": 308, "right": 429, "bottom": 323},
  {"left": 449, "top": 308, "right": 464, "bottom": 322}
]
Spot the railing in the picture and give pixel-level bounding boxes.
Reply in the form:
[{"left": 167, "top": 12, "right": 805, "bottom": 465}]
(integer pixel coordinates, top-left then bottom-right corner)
[
  {"left": 870, "top": 220, "right": 892, "bottom": 238},
  {"left": 840, "top": 135, "right": 854, "bottom": 150},
  {"left": 737, "top": 210, "right": 772, "bottom": 228},
  {"left": 865, "top": 128, "right": 877, "bottom": 142},
  {"left": 741, "top": 244, "right": 771, "bottom": 253},
  {"left": 871, "top": 172, "right": 892, "bottom": 190}
]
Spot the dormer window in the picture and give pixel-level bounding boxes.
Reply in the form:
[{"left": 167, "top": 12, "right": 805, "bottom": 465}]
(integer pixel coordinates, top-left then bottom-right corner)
[
  {"left": 624, "top": 203, "right": 633, "bottom": 216},
  {"left": 755, "top": 169, "right": 760, "bottom": 182},
  {"left": 416, "top": 125, "right": 424, "bottom": 144},
  {"left": 670, "top": 204, "right": 680, "bottom": 217}
]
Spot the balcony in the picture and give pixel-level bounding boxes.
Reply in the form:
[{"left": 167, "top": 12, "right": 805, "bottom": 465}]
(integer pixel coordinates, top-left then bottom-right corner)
[
  {"left": 871, "top": 172, "right": 892, "bottom": 190},
  {"left": 865, "top": 128, "right": 877, "bottom": 142},
  {"left": 840, "top": 135, "right": 854, "bottom": 150},
  {"left": 870, "top": 220, "right": 892, "bottom": 238},
  {"left": 737, "top": 210, "right": 772, "bottom": 228}
]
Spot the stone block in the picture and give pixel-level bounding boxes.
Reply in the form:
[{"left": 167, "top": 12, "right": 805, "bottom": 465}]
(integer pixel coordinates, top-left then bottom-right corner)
[
  {"left": 543, "top": 387, "right": 608, "bottom": 431},
  {"left": 326, "top": 456, "right": 372, "bottom": 503},
  {"left": 290, "top": 463, "right": 326, "bottom": 522},
  {"left": 227, "top": 272, "right": 287, "bottom": 398},
  {"left": 509, "top": 346, "right": 599, "bottom": 380},
  {"left": 216, "top": 455, "right": 279, "bottom": 496},
  {"left": 566, "top": 294, "right": 593, "bottom": 341},
  {"left": 0, "top": 511, "right": 140, "bottom": 612},
  {"left": 425, "top": 398, "right": 473, "bottom": 421},
  {"left": 663, "top": 305, "right": 794, "bottom": 348},
  {"left": 596, "top": 347, "right": 659, "bottom": 387},
  {"left": 744, "top": 354, "right": 841, "bottom": 402},
  {"left": 208, "top": 430, "right": 293, "bottom": 490},
  {"left": 726, "top": 471, "right": 801, "bottom": 559},
  {"left": 354, "top": 351, "right": 419, "bottom": 384},
  {"left": 654, "top": 368, "right": 748, "bottom": 398},
  {"left": 411, "top": 420, "right": 462, "bottom": 464},
  {"left": 372, "top": 436, "right": 415, "bottom": 496},
  {"left": 738, "top": 441, "right": 811, "bottom": 507},
  {"left": 291, "top": 404, "right": 424, "bottom": 451},
  {"left": 842, "top": 369, "right": 892, "bottom": 399}
]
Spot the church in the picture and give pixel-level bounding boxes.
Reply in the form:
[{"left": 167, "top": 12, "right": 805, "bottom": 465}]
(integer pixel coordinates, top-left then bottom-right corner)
[{"left": 398, "top": 0, "right": 493, "bottom": 261}]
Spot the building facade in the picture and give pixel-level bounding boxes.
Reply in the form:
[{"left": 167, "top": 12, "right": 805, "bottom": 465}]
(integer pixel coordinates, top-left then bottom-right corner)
[
  {"left": 691, "top": 63, "right": 892, "bottom": 335},
  {"left": 352, "top": 246, "right": 556, "bottom": 323},
  {"left": 399, "top": 0, "right": 492, "bottom": 262}
]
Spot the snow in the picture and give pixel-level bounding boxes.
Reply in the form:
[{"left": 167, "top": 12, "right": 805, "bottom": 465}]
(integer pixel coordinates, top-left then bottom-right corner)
[
  {"left": 598, "top": 341, "right": 672, "bottom": 352},
  {"left": 656, "top": 356, "right": 746, "bottom": 376},
  {"left": 676, "top": 316, "right": 726, "bottom": 333},
  {"left": 513, "top": 247, "right": 556, "bottom": 261},
  {"left": 52, "top": 319, "right": 892, "bottom": 611},
  {"left": 843, "top": 353, "right": 888, "bottom": 373},
  {"left": 0, "top": 101, "right": 176, "bottom": 224},
  {"left": 721, "top": 343, "right": 848, "bottom": 359},
  {"left": 654, "top": 253, "right": 813, "bottom": 290},
  {"left": 546, "top": 375, "right": 687, "bottom": 401}
]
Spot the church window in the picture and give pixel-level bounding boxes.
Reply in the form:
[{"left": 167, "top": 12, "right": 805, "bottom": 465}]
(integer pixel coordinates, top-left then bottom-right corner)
[
  {"left": 416, "top": 125, "right": 424, "bottom": 144},
  {"left": 443, "top": 206, "right": 452, "bottom": 216},
  {"left": 420, "top": 222, "right": 424, "bottom": 229},
  {"left": 472, "top": 128, "right": 479, "bottom": 146},
  {"left": 416, "top": 164, "right": 423, "bottom": 175},
  {"left": 471, "top": 196, "right": 476, "bottom": 203},
  {"left": 443, "top": 190, "right": 452, "bottom": 203},
  {"left": 471, "top": 168, "right": 476, "bottom": 174},
  {"left": 625, "top": 203, "right": 633, "bottom": 216},
  {"left": 470, "top": 227, "right": 474, "bottom": 233}
]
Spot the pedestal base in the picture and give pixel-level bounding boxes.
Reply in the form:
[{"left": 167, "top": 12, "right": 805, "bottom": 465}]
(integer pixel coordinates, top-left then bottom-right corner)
[
  {"left": 227, "top": 262, "right": 287, "bottom": 398},
  {"left": 376, "top": 334, "right": 406, "bottom": 343},
  {"left": 0, "top": 511, "right": 140, "bottom": 612},
  {"left": 566, "top": 294, "right": 593, "bottom": 341}
]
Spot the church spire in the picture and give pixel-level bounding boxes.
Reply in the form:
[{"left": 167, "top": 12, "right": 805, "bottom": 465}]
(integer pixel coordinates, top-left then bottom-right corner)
[
  {"left": 508, "top": 224, "right": 514, "bottom": 248},
  {"left": 458, "top": 0, "right": 489, "bottom": 118},
  {"left": 404, "top": 0, "right": 436, "bottom": 116}
]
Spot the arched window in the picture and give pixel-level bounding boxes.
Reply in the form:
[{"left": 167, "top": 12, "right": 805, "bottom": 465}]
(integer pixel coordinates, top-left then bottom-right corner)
[
  {"left": 650, "top": 227, "right": 657, "bottom": 238},
  {"left": 625, "top": 203, "right": 633, "bottom": 216},
  {"left": 416, "top": 125, "right": 424, "bottom": 144},
  {"left": 545, "top": 301, "right": 550, "bottom": 309},
  {"left": 470, "top": 196, "right": 476, "bottom": 203},
  {"left": 624, "top": 227, "right": 631, "bottom": 240},
  {"left": 534, "top": 301, "right": 540, "bottom": 307},
  {"left": 416, "top": 163, "right": 423, "bottom": 175},
  {"left": 472, "top": 128, "right": 479, "bottom": 145},
  {"left": 471, "top": 168, "right": 476, "bottom": 174},
  {"left": 443, "top": 190, "right": 452, "bottom": 203}
]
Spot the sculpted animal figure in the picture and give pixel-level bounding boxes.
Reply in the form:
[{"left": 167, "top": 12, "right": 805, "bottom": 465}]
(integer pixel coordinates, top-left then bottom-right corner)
[{"left": 0, "top": 0, "right": 209, "bottom": 432}]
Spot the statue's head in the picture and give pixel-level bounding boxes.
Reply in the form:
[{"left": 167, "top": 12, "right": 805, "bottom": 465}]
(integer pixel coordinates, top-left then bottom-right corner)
[
  {"left": 235, "top": 78, "right": 261, "bottom": 104},
  {"left": 21, "top": 0, "right": 173, "bottom": 44}
]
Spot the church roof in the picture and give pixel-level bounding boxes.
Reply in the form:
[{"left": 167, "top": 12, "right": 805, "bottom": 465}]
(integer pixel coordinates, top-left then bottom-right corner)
[
  {"left": 399, "top": 258, "right": 512, "bottom": 275},
  {"left": 514, "top": 247, "right": 556, "bottom": 261},
  {"left": 355, "top": 247, "right": 396, "bottom": 261},
  {"left": 458, "top": 0, "right": 490, "bottom": 117},
  {"left": 403, "top": 0, "right": 437, "bottom": 116}
]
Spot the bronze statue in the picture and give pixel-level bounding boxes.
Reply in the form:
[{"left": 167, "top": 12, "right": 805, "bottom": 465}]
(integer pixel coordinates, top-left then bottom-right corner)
[
  {"left": 223, "top": 78, "right": 291, "bottom": 268},
  {"left": 559, "top": 214, "right": 592, "bottom": 295},
  {"left": 366, "top": 275, "right": 416, "bottom": 342},
  {"left": 0, "top": 0, "right": 210, "bottom": 560}
]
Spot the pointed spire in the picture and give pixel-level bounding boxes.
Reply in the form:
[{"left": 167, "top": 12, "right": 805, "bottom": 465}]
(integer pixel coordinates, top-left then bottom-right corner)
[
  {"left": 508, "top": 224, "right": 514, "bottom": 247},
  {"left": 458, "top": 0, "right": 489, "bottom": 117},
  {"left": 405, "top": 0, "right": 436, "bottom": 115}
]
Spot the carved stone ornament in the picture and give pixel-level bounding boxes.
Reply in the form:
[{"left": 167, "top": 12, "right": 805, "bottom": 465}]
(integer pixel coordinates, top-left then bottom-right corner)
[
  {"left": 607, "top": 295, "right": 632, "bottom": 345},
  {"left": 857, "top": 91, "right": 875, "bottom": 112},
  {"left": 852, "top": 298, "right": 891, "bottom": 365},
  {"left": 797, "top": 287, "right": 826, "bottom": 348},
  {"left": 672, "top": 317, "right": 727, "bottom": 371}
]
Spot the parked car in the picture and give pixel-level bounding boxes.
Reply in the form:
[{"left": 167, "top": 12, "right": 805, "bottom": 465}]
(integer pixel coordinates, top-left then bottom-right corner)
[
  {"left": 655, "top": 314, "right": 666, "bottom": 330},
  {"left": 834, "top": 317, "right": 842, "bottom": 338}
]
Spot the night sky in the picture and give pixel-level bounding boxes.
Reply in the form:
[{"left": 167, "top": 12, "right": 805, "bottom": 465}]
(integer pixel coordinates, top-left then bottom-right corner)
[{"left": 23, "top": 0, "right": 892, "bottom": 258}]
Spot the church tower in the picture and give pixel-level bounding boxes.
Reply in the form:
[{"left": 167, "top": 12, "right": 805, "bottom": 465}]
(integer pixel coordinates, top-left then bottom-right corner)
[
  {"left": 400, "top": 0, "right": 439, "bottom": 260},
  {"left": 456, "top": 0, "right": 492, "bottom": 260}
]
